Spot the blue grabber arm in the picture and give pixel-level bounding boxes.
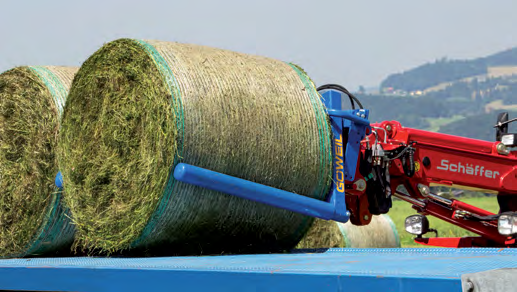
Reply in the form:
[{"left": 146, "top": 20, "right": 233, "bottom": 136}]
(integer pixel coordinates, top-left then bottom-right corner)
[
  {"left": 54, "top": 90, "right": 370, "bottom": 223},
  {"left": 174, "top": 89, "right": 370, "bottom": 223}
]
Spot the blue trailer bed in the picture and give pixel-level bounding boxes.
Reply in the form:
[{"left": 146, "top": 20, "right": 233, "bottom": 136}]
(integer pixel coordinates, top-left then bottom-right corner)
[{"left": 0, "top": 248, "right": 515, "bottom": 291}]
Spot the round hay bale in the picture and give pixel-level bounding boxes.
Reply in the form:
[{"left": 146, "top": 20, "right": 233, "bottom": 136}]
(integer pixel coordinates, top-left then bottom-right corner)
[
  {"left": 337, "top": 214, "right": 400, "bottom": 248},
  {"left": 0, "top": 66, "right": 77, "bottom": 257},
  {"left": 58, "top": 39, "right": 333, "bottom": 255},
  {"left": 296, "top": 219, "right": 344, "bottom": 249},
  {"left": 296, "top": 215, "right": 400, "bottom": 249}
]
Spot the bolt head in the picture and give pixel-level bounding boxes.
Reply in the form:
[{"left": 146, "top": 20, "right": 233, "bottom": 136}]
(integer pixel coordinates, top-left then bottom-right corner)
[
  {"left": 418, "top": 184, "right": 430, "bottom": 196},
  {"left": 354, "top": 179, "right": 367, "bottom": 192},
  {"left": 363, "top": 215, "right": 369, "bottom": 220},
  {"left": 497, "top": 143, "right": 510, "bottom": 155}
]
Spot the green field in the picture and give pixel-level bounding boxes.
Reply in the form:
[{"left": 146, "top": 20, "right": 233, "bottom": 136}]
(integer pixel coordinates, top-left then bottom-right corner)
[
  {"left": 389, "top": 197, "right": 499, "bottom": 247},
  {"left": 424, "top": 115, "right": 465, "bottom": 132}
]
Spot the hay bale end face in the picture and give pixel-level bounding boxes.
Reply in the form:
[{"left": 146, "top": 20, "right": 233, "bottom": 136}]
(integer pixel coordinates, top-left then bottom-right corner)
[
  {"left": 337, "top": 214, "right": 401, "bottom": 248},
  {"left": 0, "top": 66, "right": 77, "bottom": 257},
  {"left": 58, "top": 39, "right": 333, "bottom": 255}
]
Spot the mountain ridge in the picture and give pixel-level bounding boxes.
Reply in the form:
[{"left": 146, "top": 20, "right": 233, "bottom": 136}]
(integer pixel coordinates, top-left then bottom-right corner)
[
  {"left": 356, "top": 46, "right": 517, "bottom": 142},
  {"left": 380, "top": 47, "right": 517, "bottom": 92}
]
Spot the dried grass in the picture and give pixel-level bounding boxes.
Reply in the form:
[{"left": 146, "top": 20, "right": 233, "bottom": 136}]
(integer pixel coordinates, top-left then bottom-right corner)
[{"left": 296, "top": 219, "right": 345, "bottom": 249}]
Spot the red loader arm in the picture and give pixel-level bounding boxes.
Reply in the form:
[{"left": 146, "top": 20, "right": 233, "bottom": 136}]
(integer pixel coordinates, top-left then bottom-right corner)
[{"left": 346, "top": 120, "right": 517, "bottom": 248}]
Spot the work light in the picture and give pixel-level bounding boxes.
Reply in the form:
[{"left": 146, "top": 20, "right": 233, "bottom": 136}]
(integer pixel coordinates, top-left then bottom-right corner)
[
  {"left": 405, "top": 214, "right": 429, "bottom": 236},
  {"left": 498, "top": 212, "right": 517, "bottom": 236}
]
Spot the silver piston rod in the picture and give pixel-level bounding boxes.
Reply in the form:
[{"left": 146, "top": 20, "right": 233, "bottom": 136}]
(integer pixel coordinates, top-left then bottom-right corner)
[{"left": 417, "top": 184, "right": 453, "bottom": 206}]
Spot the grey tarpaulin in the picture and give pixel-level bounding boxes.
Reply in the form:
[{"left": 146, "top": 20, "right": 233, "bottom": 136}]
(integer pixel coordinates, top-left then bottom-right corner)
[{"left": 462, "top": 268, "right": 517, "bottom": 292}]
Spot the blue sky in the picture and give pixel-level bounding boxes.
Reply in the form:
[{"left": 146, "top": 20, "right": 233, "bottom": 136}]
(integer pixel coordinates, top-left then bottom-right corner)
[{"left": 1, "top": 0, "right": 516, "bottom": 90}]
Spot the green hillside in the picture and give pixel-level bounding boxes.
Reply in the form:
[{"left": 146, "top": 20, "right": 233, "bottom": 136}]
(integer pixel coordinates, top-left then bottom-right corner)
[
  {"left": 439, "top": 111, "right": 517, "bottom": 141},
  {"left": 356, "top": 47, "right": 517, "bottom": 141}
]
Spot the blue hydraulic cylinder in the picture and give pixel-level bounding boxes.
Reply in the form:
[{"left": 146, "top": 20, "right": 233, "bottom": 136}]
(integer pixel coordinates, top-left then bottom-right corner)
[{"left": 174, "top": 163, "right": 344, "bottom": 221}]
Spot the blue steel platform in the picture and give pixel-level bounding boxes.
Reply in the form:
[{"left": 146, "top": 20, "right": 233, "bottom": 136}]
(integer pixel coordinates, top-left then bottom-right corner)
[{"left": 0, "top": 248, "right": 516, "bottom": 292}]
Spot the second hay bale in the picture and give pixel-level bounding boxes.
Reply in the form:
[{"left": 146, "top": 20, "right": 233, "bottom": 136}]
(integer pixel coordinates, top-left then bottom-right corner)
[
  {"left": 297, "top": 215, "right": 400, "bottom": 249},
  {"left": 0, "top": 66, "right": 77, "bottom": 257},
  {"left": 338, "top": 215, "right": 400, "bottom": 248}
]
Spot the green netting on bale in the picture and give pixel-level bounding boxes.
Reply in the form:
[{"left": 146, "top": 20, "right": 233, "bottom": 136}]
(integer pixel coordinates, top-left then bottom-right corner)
[
  {"left": 58, "top": 39, "right": 333, "bottom": 255},
  {"left": 0, "top": 66, "right": 77, "bottom": 257}
]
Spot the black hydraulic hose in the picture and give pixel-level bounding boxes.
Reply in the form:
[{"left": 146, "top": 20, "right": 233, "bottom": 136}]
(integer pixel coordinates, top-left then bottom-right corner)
[
  {"left": 317, "top": 84, "right": 364, "bottom": 109},
  {"left": 402, "top": 148, "right": 415, "bottom": 177}
]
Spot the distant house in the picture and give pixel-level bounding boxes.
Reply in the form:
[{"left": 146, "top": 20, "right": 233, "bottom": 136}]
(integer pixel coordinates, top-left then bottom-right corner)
[{"left": 382, "top": 87, "right": 394, "bottom": 94}]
